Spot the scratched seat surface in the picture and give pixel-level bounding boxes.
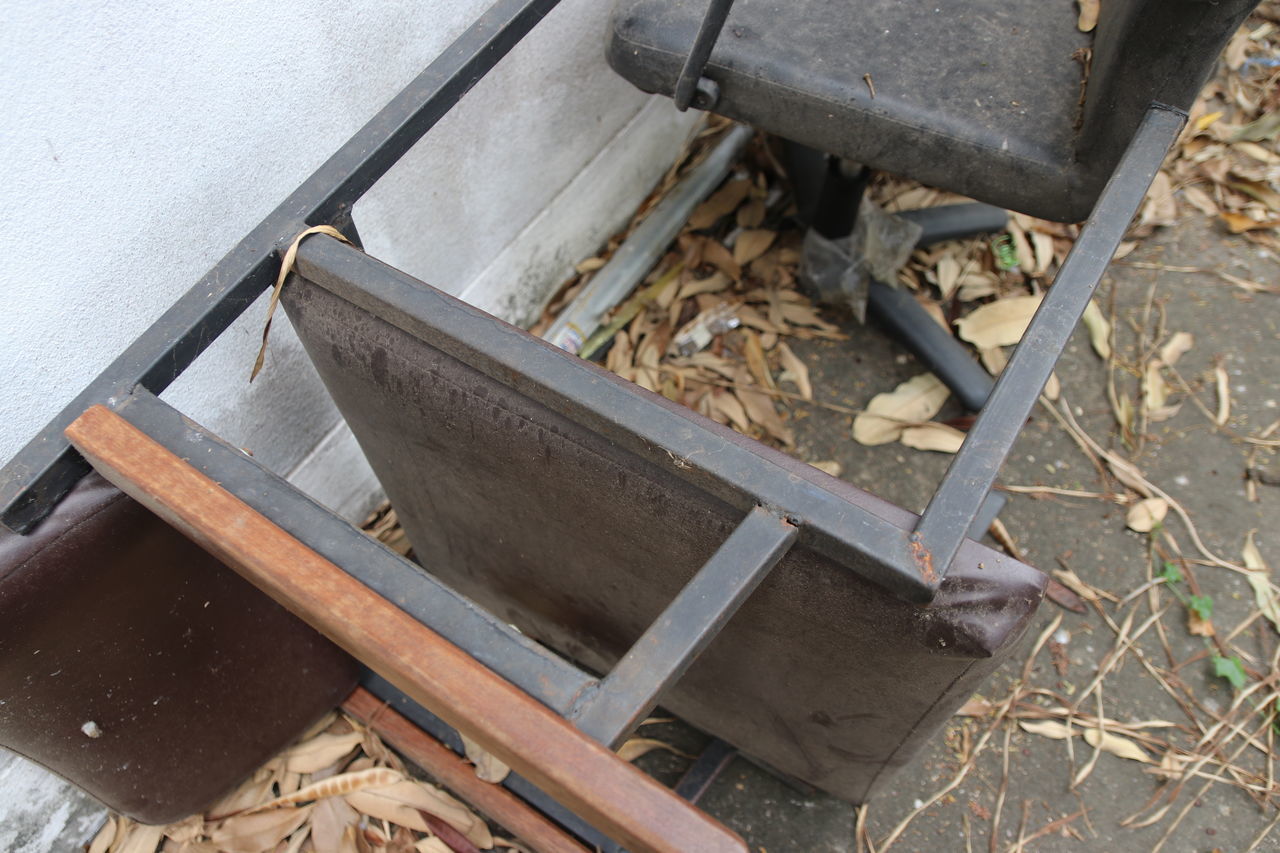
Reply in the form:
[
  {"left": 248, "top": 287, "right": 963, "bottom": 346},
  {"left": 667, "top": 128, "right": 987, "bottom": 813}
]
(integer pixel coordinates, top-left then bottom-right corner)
[
  {"left": 607, "top": 0, "right": 1258, "bottom": 222},
  {"left": 609, "top": 0, "right": 1091, "bottom": 220},
  {"left": 282, "top": 243, "right": 1045, "bottom": 802}
]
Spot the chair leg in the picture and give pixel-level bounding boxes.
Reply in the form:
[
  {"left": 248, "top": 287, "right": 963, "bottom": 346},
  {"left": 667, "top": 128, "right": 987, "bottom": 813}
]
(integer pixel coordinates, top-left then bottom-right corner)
[{"left": 781, "top": 140, "right": 869, "bottom": 238}]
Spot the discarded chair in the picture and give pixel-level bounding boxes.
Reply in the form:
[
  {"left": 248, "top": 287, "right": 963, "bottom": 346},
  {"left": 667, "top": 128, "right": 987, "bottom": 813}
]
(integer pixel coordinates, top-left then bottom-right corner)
[{"left": 0, "top": 0, "right": 1257, "bottom": 850}]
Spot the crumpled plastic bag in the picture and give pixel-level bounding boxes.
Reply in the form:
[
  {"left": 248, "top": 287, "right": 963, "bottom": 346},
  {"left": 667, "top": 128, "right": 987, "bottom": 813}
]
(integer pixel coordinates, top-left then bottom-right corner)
[{"left": 800, "top": 198, "right": 922, "bottom": 322}]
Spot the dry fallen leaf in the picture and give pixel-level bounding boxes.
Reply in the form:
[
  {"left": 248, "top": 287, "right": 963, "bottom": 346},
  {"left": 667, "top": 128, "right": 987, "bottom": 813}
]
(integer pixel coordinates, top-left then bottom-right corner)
[
  {"left": 936, "top": 253, "right": 961, "bottom": 299},
  {"left": 282, "top": 731, "right": 363, "bottom": 774},
  {"left": 1126, "top": 497, "right": 1169, "bottom": 533},
  {"left": 955, "top": 697, "right": 995, "bottom": 717},
  {"left": 1140, "top": 171, "right": 1178, "bottom": 228},
  {"left": 1158, "top": 331, "right": 1194, "bottom": 367},
  {"left": 809, "top": 459, "right": 842, "bottom": 477},
  {"left": 311, "top": 796, "right": 360, "bottom": 853},
  {"left": 733, "top": 228, "right": 777, "bottom": 265},
  {"left": 743, "top": 329, "right": 775, "bottom": 389},
  {"left": 853, "top": 373, "right": 950, "bottom": 445},
  {"left": 732, "top": 367, "right": 794, "bottom": 446},
  {"left": 210, "top": 807, "right": 314, "bottom": 853},
  {"left": 955, "top": 295, "right": 1043, "bottom": 349},
  {"left": 1007, "top": 220, "right": 1036, "bottom": 271},
  {"left": 347, "top": 780, "right": 491, "bottom": 848},
  {"left": 1243, "top": 531, "right": 1279, "bottom": 634},
  {"left": 737, "top": 196, "right": 767, "bottom": 228},
  {"left": 1083, "top": 728, "right": 1152, "bottom": 764},
  {"left": 709, "top": 387, "right": 752, "bottom": 432},
  {"left": 114, "top": 824, "right": 166, "bottom": 853},
  {"left": 1020, "top": 719, "right": 1074, "bottom": 739},
  {"left": 676, "top": 271, "right": 730, "bottom": 300},
  {"left": 1188, "top": 609, "right": 1216, "bottom": 637},
  {"left": 1221, "top": 211, "right": 1280, "bottom": 233},
  {"left": 688, "top": 178, "right": 750, "bottom": 230},
  {"left": 1143, "top": 360, "right": 1171, "bottom": 417},
  {"left": 1082, "top": 299, "right": 1111, "bottom": 360},
  {"left": 461, "top": 733, "right": 511, "bottom": 784},
  {"left": 900, "top": 422, "right": 966, "bottom": 454},
  {"left": 617, "top": 737, "right": 691, "bottom": 762},
  {"left": 415, "top": 837, "right": 454, "bottom": 853},
  {"left": 978, "top": 346, "right": 1007, "bottom": 378},
  {"left": 1076, "top": 0, "right": 1099, "bottom": 32},
  {"left": 1182, "top": 184, "right": 1218, "bottom": 216},
  {"left": 701, "top": 239, "right": 742, "bottom": 279},
  {"left": 1214, "top": 363, "right": 1231, "bottom": 425},
  {"left": 88, "top": 817, "right": 118, "bottom": 853},
  {"left": 776, "top": 341, "right": 812, "bottom": 400},
  {"left": 1043, "top": 370, "right": 1061, "bottom": 402}
]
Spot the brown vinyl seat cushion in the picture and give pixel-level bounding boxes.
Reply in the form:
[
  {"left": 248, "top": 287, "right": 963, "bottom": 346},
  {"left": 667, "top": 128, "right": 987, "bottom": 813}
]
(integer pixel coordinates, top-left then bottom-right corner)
[{"left": 0, "top": 472, "right": 359, "bottom": 824}]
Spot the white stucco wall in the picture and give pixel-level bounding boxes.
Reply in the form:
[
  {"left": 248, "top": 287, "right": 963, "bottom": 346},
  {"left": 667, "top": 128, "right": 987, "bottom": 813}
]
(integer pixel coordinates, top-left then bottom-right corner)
[{"left": 0, "top": 1, "right": 696, "bottom": 847}]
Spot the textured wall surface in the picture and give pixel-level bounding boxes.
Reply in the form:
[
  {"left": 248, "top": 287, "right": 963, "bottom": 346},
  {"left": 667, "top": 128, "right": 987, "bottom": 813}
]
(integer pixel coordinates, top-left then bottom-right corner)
[
  {"left": 0, "top": 0, "right": 695, "bottom": 847},
  {"left": 0, "top": 0, "right": 694, "bottom": 505}
]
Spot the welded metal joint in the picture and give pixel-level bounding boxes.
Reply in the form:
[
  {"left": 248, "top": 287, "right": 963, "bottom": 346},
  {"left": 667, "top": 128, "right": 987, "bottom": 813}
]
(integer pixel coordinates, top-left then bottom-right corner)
[{"left": 569, "top": 505, "right": 797, "bottom": 747}]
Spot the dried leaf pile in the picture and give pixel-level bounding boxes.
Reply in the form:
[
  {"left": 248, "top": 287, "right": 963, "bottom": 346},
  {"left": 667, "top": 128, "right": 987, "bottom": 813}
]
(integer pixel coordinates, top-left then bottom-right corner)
[
  {"left": 87, "top": 712, "right": 504, "bottom": 853},
  {"left": 533, "top": 127, "right": 847, "bottom": 455}
]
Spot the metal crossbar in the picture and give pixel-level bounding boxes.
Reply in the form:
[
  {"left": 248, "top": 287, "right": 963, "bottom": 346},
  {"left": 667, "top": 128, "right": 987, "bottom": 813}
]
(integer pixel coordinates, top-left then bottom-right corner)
[
  {"left": 910, "top": 106, "right": 1185, "bottom": 575},
  {"left": 569, "top": 506, "right": 797, "bottom": 747}
]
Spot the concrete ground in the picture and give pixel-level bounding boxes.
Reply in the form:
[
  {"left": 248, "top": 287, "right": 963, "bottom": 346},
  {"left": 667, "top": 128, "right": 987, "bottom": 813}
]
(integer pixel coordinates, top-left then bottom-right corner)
[{"left": 634, "top": 213, "right": 1279, "bottom": 852}]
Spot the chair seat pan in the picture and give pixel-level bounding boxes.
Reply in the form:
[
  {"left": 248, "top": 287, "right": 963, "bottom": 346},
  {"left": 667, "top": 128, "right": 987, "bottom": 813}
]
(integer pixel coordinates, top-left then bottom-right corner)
[{"left": 608, "top": 0, "right": 1095, "bottom": 220}]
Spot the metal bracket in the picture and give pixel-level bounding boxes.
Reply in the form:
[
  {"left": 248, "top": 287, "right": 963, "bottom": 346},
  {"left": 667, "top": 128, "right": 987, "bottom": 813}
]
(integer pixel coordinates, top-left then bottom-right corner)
[{"left": 673, "top": 0, "right": 736, "bottom": 111}]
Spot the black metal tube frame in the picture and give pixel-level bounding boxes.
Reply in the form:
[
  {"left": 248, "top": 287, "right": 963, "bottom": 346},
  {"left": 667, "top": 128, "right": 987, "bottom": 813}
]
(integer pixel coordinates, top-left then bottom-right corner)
[{"left": 672, "top": 0, "right": 736, "bottom": 110}]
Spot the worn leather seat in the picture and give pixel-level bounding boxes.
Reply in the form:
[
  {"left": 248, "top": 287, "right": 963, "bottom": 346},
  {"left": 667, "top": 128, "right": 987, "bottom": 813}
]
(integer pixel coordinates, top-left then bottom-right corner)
[
  {"left": 0, "top": 472, "right": 358, "bottom": 824},
  {"left": 607, "top": 0, "right": 1258, "bottom": 221},
  {"left": 283, "top": 247, "right": 1046, "bottom": 803}
]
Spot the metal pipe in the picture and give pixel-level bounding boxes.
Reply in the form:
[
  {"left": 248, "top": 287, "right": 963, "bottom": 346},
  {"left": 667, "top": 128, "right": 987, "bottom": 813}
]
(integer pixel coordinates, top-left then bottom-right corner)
[
  {"left": 911, "top": 105, "right": 1186, "bottom": 580},
  {"left": 543, "top": 124, "right": 753, "bottom": 354},
  {"left": 673, "top": 0, "right": 737, "bottom": 111}
]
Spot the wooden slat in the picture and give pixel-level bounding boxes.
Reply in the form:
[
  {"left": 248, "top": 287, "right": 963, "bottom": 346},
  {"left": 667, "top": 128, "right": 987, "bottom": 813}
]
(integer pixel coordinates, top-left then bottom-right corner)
[
  {"left": 66, "top": 405, "right": 746, "bottom": 853},
  {"left": 342, "top": 687, "right": 589, "bottom": 853}
]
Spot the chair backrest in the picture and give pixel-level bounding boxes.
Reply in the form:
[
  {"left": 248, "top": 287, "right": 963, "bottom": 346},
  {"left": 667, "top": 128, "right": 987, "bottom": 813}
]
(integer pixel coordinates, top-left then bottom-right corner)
[{"left": 282, "top": 233, "right": 1047, "bottom": 803}]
